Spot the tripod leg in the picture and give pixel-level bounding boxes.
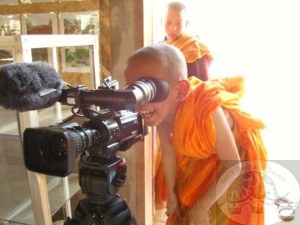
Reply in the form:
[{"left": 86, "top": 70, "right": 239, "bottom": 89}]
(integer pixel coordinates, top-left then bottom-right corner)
[
  {"left": 63, "top": 217, "right": 75, "bottom": 225},
  {"left": 63, "top": 198, "right": 95, "bottom": 225}
]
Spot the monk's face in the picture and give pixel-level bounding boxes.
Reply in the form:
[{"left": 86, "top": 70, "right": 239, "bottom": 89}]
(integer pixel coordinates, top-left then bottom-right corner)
[
  {"left": 124, "top": 60, "right": 181, "bottom": 127},
  {"left": 163, "top": 8, "right": 188, "bottom": 41}
]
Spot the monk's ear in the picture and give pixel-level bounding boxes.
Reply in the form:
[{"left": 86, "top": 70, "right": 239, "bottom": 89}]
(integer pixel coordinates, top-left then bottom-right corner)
[{"left": 177, "top": 80, "right": 190, "bottom": 99}]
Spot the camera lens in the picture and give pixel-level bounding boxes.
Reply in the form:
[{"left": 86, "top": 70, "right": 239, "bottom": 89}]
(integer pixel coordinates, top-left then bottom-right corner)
[{"left": 41, "top": 132, "right": 68, "bottom": 163}]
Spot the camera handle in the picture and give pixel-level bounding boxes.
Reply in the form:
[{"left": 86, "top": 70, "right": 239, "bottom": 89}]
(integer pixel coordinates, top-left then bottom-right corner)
[{"left": 63, "top": 153, "right": 137, "bottom": 225}]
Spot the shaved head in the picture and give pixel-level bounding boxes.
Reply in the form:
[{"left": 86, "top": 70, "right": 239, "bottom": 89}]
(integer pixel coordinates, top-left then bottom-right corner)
[
  {"left": 125, "top": 44, "right": 187, "bottom": 86},
  {"left": 165, "top": 1, "right": 188, "bottom": 15},
  {"left": 162, "top": 1, "right": 189, "bottom": 22},
  {"left": 124, "top": 44, "right": 190, "bottom": 126}
]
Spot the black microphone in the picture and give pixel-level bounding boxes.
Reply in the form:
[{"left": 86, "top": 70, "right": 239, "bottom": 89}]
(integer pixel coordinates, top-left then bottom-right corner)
[{"left": 0, "top": 62, "right": 62, "bottom": 112}]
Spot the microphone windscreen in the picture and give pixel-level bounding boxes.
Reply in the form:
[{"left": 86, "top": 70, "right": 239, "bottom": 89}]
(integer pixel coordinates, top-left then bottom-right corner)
[{"left": 0, "top": 62, "right": 62, "bottom": 111}]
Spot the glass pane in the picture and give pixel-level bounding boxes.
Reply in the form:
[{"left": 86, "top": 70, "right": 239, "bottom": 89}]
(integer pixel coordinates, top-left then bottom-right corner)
[
  {"left": 0, "top": 14, "right": 21, "bottom": 36},
  {"left": 61, "top": 46, "right": 92, "bottom": 73},
  {"left": 59, "top": 11, "right": 99, "bottom": 35},
  {"left": 0, "top": 49, "right": 14, "bottom": 65},
  {"left": 21, "top": 13, "right": 57, "bottom": 35},
  {"left": 0, "top": 107, "right": 18, "bottom": 135},
  {"left": 0, "top": 108, "right": 34, "bottom": 225},
  {"left": 48, "top": 174, "right": 79, "bottom": 216}
]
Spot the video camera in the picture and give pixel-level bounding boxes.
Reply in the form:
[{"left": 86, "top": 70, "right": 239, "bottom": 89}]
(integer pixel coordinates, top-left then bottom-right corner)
[
  {"left": 23, "top": 108, "right": 145, "bottom": 177},
  {"left": 22, "top": 77, "right": 169, "bottom": 220},
  {"left": 23, "top": 77, "right": 168, "bottom": 178}
]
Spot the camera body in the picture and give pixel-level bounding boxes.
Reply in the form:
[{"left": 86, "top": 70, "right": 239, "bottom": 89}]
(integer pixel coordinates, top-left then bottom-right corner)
[
  {"left": 23, "top": 76, "right": 168, "bottom": 177},
  {"left": 24, "top": 109, "right": 147, "bottom": 177}
]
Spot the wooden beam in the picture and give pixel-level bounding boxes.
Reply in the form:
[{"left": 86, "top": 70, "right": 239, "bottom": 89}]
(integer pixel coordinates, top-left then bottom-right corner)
[
  {"left": 0, "top": 1, "right": 99, "bottom": 14},
  {"left": 99, "top": 0, "right": 112, "bottom": 77},
  {"left": 134, "top": 0, "right": 144, "bottom": 49},
  {"left": 135, "top": 129, "right": 154, "bottom": 225},
  {"left": 17, "top": 111, "right": 52, "bottom": 225}
]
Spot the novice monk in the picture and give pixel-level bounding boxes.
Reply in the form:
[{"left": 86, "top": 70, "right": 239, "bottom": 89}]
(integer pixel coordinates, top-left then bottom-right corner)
[
  {"left": 161, "top": 1, "right": 212, "bottom": 80},
  {"left": 124, "top": 44, "right": 267, "bottom": 225}
]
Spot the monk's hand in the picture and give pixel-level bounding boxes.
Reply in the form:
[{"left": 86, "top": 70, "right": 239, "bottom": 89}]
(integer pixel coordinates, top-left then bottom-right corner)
[
  {"left": 166, "top": 192, "right": 181, "bottom": 220},
  {"left": 187, "top": 203, "right": 210, "bottom": 225}
]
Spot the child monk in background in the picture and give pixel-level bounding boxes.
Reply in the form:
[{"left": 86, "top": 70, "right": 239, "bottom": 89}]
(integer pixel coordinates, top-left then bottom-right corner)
[
  {"left": 161, "top": 1, "right": 212, "bottom": 81},
  {"left": 124, "top": 44, "right": 267, "bottom": 225}
]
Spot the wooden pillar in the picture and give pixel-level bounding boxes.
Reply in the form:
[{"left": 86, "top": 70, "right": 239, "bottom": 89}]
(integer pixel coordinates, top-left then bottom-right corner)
[{"left": 109, "top": 0, "right": 153, "bottom": 224}]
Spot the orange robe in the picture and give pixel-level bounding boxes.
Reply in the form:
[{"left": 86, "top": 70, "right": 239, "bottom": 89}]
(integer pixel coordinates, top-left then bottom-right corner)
[
  {"left": 164, "top": 33, "right": 212, "bottom": 63},
  {"left": 155, "top": 76, "right": 268, "bottom": 225}
]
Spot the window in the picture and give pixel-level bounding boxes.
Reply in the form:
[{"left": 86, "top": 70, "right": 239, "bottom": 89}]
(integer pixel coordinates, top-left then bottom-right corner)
[{"left": 153, "top": 0, "right": 300, "bottom": 160}]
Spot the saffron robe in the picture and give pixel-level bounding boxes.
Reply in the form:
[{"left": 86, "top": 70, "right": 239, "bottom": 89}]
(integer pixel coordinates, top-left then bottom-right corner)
[
  {"left": 164, "top": 33, "right": 212, "bottom": 64},
  {"left": 155, "top": 76, "right": 268, "bottom": 225}
]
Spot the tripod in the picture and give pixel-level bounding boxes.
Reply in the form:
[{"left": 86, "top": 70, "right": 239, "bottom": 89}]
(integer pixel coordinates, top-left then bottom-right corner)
[{"left": 64, "top": 152, "right": 137, "bottom": 225}]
